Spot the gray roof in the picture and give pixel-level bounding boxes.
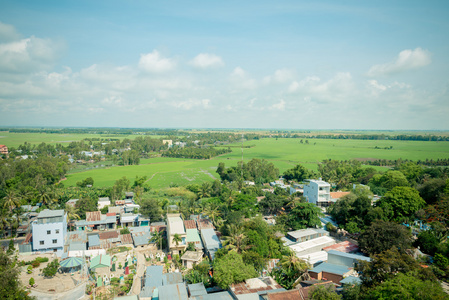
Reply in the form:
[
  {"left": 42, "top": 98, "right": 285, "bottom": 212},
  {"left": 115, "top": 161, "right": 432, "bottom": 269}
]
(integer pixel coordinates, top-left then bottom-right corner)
[
  {"left": 132, "top": 231, "right": 152, "bottom": 246},
  {"left": 140, "top": 286, "right": 157, "bottom": 298},
  {"left": 37, "top": 209, "right": 65, "bottom": 218},
  {"left": 145, "top": 265, "right": 163, "bottom": 288},
  {"left": 99, "top": 197, "right": 110, "bottom": 202},
  {"left": 88, "top": 234, "right": 100, "bottom": 247},
  {"left": 201, "top": 228, "right": 221, "bottom": 250},
  {"left": 158, "top": 283, "right": 188, "bottom": 300},
  {"left": 162, "top": 272, "right": 183, "bottom": 286},
  {"left": 191, "top": 291, "right": 237, "bottom": 300},
  {"left": 340, "top": 276, "right": 362, "bottom": 285},
  {"left": 188, "top": 283, "right": 207, "bottom": 297},
  {"left": 287, "top": 228, "right": 328, "bottom": 240},
  {"left": 69, "top": 242, "right": 86, "bottom": 251},
  {"left": 310, "top": 262, "right": 351, "bottom": 276},
  {"left": 327, "top": 250, "right": 371, "bottom": 262}
]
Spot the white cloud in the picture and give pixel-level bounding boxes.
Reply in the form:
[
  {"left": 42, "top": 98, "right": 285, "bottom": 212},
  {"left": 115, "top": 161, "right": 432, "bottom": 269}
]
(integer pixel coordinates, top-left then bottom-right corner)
[
  {"left": 139, "top": 50, "right": 176, "bottom": 73},
  {"left": 230, "top": 67, "right": 257, "bottom": 90},
  {"left": 263, "top": 69, "right": 295, "bottom": 84},
  {"left": 270, "top": 99, "right": 286, "bottom": 111},
  {"left": 0, "top": 36, "right": 62, "bottom": 73},
  {"left": 367, "top": 48, "right": 431, "bottom": 76},
  {"left": 190, "top": 53, "right": 224, "bottom": 69},
  {"left": 171, "top": 98, "right": 210, "bottom": 110},
  {"left": 0, "top": 22, "right": 20, "bottom": 42}
]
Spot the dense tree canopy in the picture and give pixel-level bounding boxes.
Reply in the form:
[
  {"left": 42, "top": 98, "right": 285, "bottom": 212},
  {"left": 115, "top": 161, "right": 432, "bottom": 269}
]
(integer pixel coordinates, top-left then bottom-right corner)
[
  {"left": 213, "top": 251, "right": 258, "bottom": 289},
  {"left": 377, "top": 186, "right": 426, "bottom": 222}
]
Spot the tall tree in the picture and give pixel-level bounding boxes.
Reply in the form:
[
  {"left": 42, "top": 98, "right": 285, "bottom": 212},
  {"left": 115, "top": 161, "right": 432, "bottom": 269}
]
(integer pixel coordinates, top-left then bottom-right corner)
[{"left": 377, "top": 186, "right": 426, "bottom": 222}]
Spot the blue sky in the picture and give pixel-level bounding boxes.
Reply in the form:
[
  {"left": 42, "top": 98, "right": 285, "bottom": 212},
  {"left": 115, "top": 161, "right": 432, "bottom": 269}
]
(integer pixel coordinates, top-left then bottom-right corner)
[{"left": 0, "top": 0, "right": 448, "bottom": 129}]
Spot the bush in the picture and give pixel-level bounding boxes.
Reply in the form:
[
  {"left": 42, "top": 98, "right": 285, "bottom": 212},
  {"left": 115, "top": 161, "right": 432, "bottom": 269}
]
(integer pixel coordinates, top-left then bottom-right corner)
[
  {"left": 31, "top": 260, "right": 40, "bottom": 268},
  {"left": 35, "top": 257, "right": 49, "bottom": 263},
  {"left": 27, "top": 266, "right": 33, "bottom": 274},
  {"left": 42, "top": 259, "right": 59, "bottom": 278},
  {"left": 29, "top": 278, "right": 35, "bottom": 286}
]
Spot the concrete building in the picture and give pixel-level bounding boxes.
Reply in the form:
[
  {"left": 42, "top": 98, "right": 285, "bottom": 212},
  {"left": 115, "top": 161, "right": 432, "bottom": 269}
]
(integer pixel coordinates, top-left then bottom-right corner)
[
  {"left": 31, "top": 209, "right": 67, "bottom": 256},
  {"left": 303, "top": 179, "right": 331, "bottom": 207},
  {"left": 181, "top": 251, "right": 203, "bottom": 269},
  {"left": 200, "top": 228, "right": 222, "bottom": 260},
  {"left": 167, "top": 214, "right": 186, "bottom": 255},
  {"left": 286, "top": 228, "right": 329, "bottom": 243}
]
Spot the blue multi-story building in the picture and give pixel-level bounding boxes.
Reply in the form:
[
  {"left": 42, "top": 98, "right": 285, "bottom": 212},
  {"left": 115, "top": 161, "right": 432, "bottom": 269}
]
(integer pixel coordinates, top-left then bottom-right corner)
[{"left": 32, "top": 209, "right": 67, "bottom": 256}]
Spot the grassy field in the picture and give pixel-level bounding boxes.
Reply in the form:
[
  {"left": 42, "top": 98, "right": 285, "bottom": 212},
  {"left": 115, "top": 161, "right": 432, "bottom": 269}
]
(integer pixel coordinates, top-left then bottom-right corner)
[
  {"left": 62, "top": 138, "right": 449, "bottom": 189},
  {"left": 0, "top": 132, "right": 163, "bottom": 148}
]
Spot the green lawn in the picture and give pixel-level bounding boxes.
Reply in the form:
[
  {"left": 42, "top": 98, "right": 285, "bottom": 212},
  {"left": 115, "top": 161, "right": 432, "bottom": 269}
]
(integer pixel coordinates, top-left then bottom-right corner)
[{"left": 63, "top": 138, "right": 449, "bottom": 189}]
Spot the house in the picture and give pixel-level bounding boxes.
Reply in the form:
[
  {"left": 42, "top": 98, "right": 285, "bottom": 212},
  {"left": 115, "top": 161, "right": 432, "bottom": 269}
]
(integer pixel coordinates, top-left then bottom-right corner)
[
  {"left": 288, "top": 236, "right": 336, "bottom": 257},
  {"left": 303, "top": 179, "right": 332, "bottom": 207},
  {"left": 129, "top": 226, "right": 153, "bottom": 248},
  {"left": 167, "top": 214, "right": 187, "bottom": 255},
  {"left": 31, "top": 209, "right": 67, "bottom": 256},
  {"left": 200, "top": 228, "right": 222, "bottom": 260},
  {"left": 98, "top": 197, "right": 111, "bottom": 210},
  {"left": 326, "top": 250, "right": 370, "bottom": 268},
  {"left": 158, "top": 283, "right": 188, "bottom": 300},
  {"left": 162, "top": 140, "right": 173, "bottom": 147},
  {"left": 286, "top": 228, "right": 329, "bottom": 243},
  {"left": 181, "top": 251, "right": 203, "bottom": 269},
  {"left": 140, "top": 265, "right": 163, "bottom": 299},
  {"left": 323, "top": 241, "right": 359, "bottom": 253},
  {"left": 75, "top": 211, "right": 116, "bottom": 231},
  {"left": 308, "top": 262, "right": 353, "bottom": 284},
  {"left": 0, "top": 145, "right": 8, "bottom": 156},
  {"left": 90, "top": 254, "right": 111, "bottom": 270},
  {"left": 88, "top": 234, "right": 101, "bottom": 249},
  {"left": 229, "top": 277, "right": 284, "bottom": 299},
  {"left": 66, "top": 199, "right": 79, "bottom": 208}
]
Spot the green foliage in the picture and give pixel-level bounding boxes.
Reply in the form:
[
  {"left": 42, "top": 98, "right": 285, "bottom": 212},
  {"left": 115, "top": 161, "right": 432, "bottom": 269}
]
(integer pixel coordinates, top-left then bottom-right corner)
[
  {"left": 0, "top": 248, "right": 35, "bottom": 299},
  {"left": 283, "top": 164, "right": 315, "bottom": 182},
  {"left": 163, "top": 146, "right": 231, "bottom": 159},
  {"left": 31, "top": 260, "right": 40, "bottom": 268},
  {"left": 42, "top": 259, "right": 59, "bottom": 278},
  {"left": 29, "top": 277, "right": 35, "bottom": 286},
  {"left": 218, "top": 159, "right": 279, "bottom": 183},
  {"left": 271, "top": 250, "right": 310, "bottom": 289},
  {"left": 7, "top": 239, "right": 14, "bottom": 255},
  {"left": 120, "top": 227, "right": 130, "bottom": 234},
  {"left": 358, "top": 221, "right": 412, "bottom": 255},
  {"left": 75, "top": 197, "right": 98, "bottom": 220},
  {"left": 213, "top": 251, "right": 258, "bottom": 289},
  {"left": 378, "top": 186, "right": 426, "bottom": 222},
  {"left": 139, "top": 196, "right": 162, "bottom": 222},
  {"left": 414, "top": 230, "right": 440, "bottom": 256},
  {"left": 76, "top": 177, "right": 94, "bottom": 187},
  {"left": 368, "top": 170, "right": 409, "bottom": 194},
  {"left": 434, "top": 253, "right": 449, "bottom": 270},
  {"left": 185, "top": 260, "right": 212, "bottom": 287},
  {"left": 363, "top": 271, "right": 448, "bottom": 300},
  {"left": 309, "top": 284, "right": 341, "bottom": 300},
  {"left": 278, "top": 202, "right": 323, "bottom": 230}
]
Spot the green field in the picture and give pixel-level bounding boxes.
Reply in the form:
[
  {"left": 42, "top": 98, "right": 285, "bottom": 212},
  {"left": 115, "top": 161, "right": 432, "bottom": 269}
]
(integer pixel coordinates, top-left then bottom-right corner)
[
  {"left": 0, "top": 132, "right": 162, "bottom": 148},
  {"left": 62, "top": 138, "right": 449, "bottom": 189}
]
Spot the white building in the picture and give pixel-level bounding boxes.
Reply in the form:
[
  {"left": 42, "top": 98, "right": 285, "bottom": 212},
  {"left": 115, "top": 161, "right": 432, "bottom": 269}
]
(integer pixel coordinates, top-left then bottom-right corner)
[
  {"left": 32, "top": 209, "right": 67, "bottom": 256},
  {"left": 167, "top": 213, "right": 186, "bottom": 255},
  {"left": 303, "top": 179, "right": 331, "bottom": 207}
]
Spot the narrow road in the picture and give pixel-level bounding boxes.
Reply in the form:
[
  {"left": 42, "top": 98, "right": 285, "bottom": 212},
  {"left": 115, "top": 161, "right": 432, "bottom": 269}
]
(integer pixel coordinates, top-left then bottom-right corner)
[{"left": 131, "top": 251, "right": 146, "bottom": 295}]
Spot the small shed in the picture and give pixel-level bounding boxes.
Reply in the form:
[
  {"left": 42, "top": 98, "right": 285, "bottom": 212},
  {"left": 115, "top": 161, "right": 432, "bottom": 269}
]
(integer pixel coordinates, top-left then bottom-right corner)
[{"left": 90, "top": 254, "right": 112, "bottom": 270}]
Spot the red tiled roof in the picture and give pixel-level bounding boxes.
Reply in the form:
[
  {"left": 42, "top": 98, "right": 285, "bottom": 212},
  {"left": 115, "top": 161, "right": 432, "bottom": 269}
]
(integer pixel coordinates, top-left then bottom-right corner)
[
  {"left": 86, "top": 211, "right": 101, "bottom": 222},
  {"left": 330, "top": 192, "right": 350, "bottom": 199},
  {"left": 106, "top": 212, "right": 116, "bottom": 216},
  {"left": 184, "top": 220, "right": 197, "bottom": 229}
]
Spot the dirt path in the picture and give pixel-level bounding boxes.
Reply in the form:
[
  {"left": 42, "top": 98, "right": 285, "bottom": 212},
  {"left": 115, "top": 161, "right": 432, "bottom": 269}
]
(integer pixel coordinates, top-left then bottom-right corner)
[{"left": 131, "top": 251, "right": 146, "bottom": 295}]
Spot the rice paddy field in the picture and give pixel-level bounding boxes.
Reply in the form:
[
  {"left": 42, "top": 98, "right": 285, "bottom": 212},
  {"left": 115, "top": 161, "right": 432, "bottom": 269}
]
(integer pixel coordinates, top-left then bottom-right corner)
[{"left": 3, "top": 131, "right": 449, "bottom": 189}]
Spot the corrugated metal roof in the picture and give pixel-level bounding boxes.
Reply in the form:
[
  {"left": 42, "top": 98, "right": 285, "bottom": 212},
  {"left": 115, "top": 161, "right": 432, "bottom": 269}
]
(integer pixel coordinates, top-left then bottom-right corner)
[
  {"left": 158, "top": 283, "right": 188, "bottom": 300},
  {"left": 120, "top": 234, "right": 133, "bottom": 245},
  {"left": 86, "top": 211, "right": 102, "bottom": 222},
  {"left": 162, "top": 272, "right": 183, "bottom": 286},
  {"left": 145, "top": 265, "right": 163, "bottom": 288},
  {"left": 37, "top": 209, "right": 65, "bottom": 218},
  {"left": 322, "top": 241, "right": 358, "bottom": 253},
  {"left": 186, "top": 229, "right": 201, "bottom": 243},
  {"left": 288, "top": 236, "right": 335, "bottom": 253},
  {"left": 184, "top": 220, "right": 197, "bottom": 229},
  {"left": 90, "top": 254, "right": 111, "bottom": 269},
  {"left": 327, "top": 250, "right": 371, "bottom": 262},
  {"left": 340, "top": 276, "right": 362, "bottom": 285},
  {"left": 88, "top": 234, "right": 100, "bottom": 247},
  {"left": 99, "top": 230, "right": 119, "bottom": 240},
  {"left": 69, "top": 242, "right": 86, "bottom": 251},
  {"left": 200, "top": 228, "right": 221, "bottom": 249},
  {"left": 310, "top": 262, "right": 351, "bottom": 275},
  {"left": 191, "top": 291, "right": 234, "bottom": 300},
  {"left": 188, "top": 283, "right": 207, "bottom": 297}
]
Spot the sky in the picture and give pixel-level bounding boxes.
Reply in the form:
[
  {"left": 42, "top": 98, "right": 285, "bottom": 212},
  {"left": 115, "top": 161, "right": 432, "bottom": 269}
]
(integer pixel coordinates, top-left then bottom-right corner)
[{"left": 0, "top": 0, "right": 448, "bottom": 130}]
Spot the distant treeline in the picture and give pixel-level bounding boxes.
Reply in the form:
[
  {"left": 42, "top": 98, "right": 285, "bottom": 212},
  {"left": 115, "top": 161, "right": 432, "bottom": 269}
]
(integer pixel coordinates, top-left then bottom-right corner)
[
  {"left": 162, "top": 147, "right": 232, "bottom": 159},
  {"left": 365, "top": 158, "right": 449, "bottom": 167},
  {"left": 277, "top": 134, "right": 449, "bottom": 142}
]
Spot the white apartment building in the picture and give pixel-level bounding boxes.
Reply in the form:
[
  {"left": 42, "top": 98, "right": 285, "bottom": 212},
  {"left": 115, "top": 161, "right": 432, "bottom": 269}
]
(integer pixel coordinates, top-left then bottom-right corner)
[{"left": 303, "top": 179, "right": 331, "bottom": 207}]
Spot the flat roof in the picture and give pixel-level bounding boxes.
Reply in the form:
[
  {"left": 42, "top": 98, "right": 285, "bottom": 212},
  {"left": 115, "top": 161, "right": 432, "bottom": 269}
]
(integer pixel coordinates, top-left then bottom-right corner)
[
  {"left": 145, "top": 265, "right": 163, "bottom": 288},
  {"left": 310, "top": 262, "right": 351, "bottom": 276},
  {"left": 327, "top": 250, "right": 371, "bottom": 262},
  {"left": 200, "top": 228, "right": 221, "bottom": 249},
  {"left": 37, "top": 209, "right": 65, "bottom": 218},
  {"left": 289, "top": 236, "right": 335, "bottom": 253},
  {"left": 158, "top": 283, "right": 188, "bottom": 300},
  {"left": 287, "top": 228, "right": 328, "bottom": 239},
  {"left": 168, "top": 215, "right": 186, "bottom": 235},
  {"left": 188, "top": 283, "right": 207, "bottom": 297}
]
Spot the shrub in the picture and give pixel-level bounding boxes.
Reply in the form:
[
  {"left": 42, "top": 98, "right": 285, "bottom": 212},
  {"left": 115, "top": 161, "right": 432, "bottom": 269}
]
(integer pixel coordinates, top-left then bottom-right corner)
[
  {"left": 35, "top": 257, "right": 49, "bottom": 263},
  {"left": 42, "top": 259, "right": 59, "bottom": 278},
  {"left": 29, "top": 278, "right": 35, "bottom": 286},
  {"left": 27, "top": 265, "right": 33, "bottom": 274},
  {"left": 31, "top": 260, "right": 40, "bottom": 268}
]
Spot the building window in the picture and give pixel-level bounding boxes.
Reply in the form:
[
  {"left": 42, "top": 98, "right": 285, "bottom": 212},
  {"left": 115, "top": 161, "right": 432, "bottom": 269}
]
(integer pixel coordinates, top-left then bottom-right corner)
[
  {"left": 52, "top": 239, "right": 57, "bottom": 244},
  {"left": 40, "top": 241, "right": 44, "bottom": 245},
  {"left": 55, "top": 229, "right": 60, "bottom": 234},
  {"left": 47, "top": 230, "right": 51, "bottom": 235}
]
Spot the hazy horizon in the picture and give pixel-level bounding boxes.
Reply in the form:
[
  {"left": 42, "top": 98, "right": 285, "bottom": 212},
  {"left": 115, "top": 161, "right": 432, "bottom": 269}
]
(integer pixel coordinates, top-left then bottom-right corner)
[{"left": 1, "top": 1, "right": 448, "bottom": 130}]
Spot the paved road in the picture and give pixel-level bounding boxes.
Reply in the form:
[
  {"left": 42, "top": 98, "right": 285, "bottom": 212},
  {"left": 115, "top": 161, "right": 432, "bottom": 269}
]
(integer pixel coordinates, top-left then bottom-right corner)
[{"left": 131, "top": 251, "right": 146, "bottom": 295}]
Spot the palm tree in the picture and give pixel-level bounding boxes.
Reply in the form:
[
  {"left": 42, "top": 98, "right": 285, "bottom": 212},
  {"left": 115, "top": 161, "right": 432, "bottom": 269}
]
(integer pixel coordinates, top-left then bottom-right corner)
[
  {"left": 279, "top": 250, "right": 310, "bottom": 286},
  {"left": 222, "top": 224, "right": 247, "bottom": 253},
  {"left": 2, "top": 190, "right": 21, "bottom": 212},
  {"left": 150, "top": 230, "right": 165, "bottom": 250},
  {"left": 65, "top": 205, "right": 80, "bottom": 231},
  {"left": 172, "top": 233, "right": 182, "bottom": 247}
]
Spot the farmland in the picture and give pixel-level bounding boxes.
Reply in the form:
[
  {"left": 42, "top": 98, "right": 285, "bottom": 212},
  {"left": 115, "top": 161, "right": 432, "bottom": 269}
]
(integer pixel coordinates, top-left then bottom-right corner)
[{"left": 63, "top": 137, "right": 449, "bottom": 189}]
